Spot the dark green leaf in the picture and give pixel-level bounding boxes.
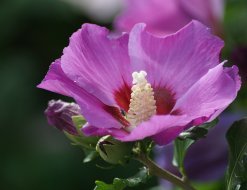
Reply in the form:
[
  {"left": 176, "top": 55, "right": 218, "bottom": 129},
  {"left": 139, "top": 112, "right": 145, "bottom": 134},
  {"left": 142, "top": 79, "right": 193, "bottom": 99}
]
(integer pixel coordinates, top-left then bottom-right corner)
[
  {"left": 226, "top": 118, "right": 247, "bottom": 190},
  {"left": 192, "top": 180, "right": 225, "bottom": 190},
  {"left": 173, "top": 119, "right": 219, "bottom": 176},
  {"left": 94, "top": 181, "right": 115, "bottom": 190},
  {"left": 199, "top": 118, "right": 219, "bottom": 130},
  {"left": 64, "top": 132, "right": 97, "bottom": 150},
  {"left": 94, "top": 167, "right": 150, "bottom": 190},
  {"left": 122, "top": 167, "right": 149, "bottom": 187},
  {"left": 64, "top": 115, "right": 100, "bottom": 163},
  {"left": 179, "top": 118, "right": 219, "bottom": 140},
  {"left": 172, "top": 138, "right": 194, "bottom": 176},
  {"left": 83, "top": 150, "right": 98, "bottom": 163},
  {"left": 140, "top": 139, "right": 154, "bottom": 154},
  {"left": 71, "top": 115, "right": 99, "bottom": 149}
]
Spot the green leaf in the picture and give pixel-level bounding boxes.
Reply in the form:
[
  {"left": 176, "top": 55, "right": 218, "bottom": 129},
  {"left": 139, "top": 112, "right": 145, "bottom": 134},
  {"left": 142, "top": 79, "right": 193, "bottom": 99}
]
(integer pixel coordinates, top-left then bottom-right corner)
[
  {"left": 179, "top": 118, "right": 219, "bottom": 140},
  {"left": 173, "top": 119, "right": 219, "bottom": 176},
  {"left": 94, "top": 181, "right": 115, "bottom": 190},
  {"left": 192, "top": 180, "right": 225, "bottom": 190},
  {"left": 83, "top": 150, "right": 98, "bottom": 163},
  {"left": 141, "top": 139, "right": 155, "bottom": 155},
  {"left": 200, "top": 118, "right": 219, "bottom": 129},
  {"left": 64, "top": 115, "right": 100, "bottom": 163},
  {"left": 64, "top": 131, "right": 98, "bottom": 150},
  {"left": 71, "top": 115, "right": 99, "bottom": 149},
  {"left": 94, "top": 167, "right": 150, "bottom": 190},
  {"left": 226, "top": 118, "right": 247, "bottom": 190},
  {"left": 172, "top": 138, "right": 194, "bottom": 176}
]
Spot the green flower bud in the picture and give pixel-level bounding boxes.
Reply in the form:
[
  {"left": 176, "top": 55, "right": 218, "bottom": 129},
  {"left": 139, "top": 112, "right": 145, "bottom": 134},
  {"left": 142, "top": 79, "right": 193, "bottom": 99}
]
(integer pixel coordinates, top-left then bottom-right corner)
[{"left": 96, "top": 135, "right": 133, "bottom": 165}]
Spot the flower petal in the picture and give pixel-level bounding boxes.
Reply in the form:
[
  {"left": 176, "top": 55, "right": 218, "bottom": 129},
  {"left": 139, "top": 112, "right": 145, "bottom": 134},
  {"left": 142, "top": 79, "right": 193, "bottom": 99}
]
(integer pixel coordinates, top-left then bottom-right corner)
[
  {"left": 38, "top": 60, "right": 122, "bottom": 129},
  {"left": 116, "top": 114, "right": 190, "bottom": 143},
  {"left": 61, "top": 24, "right": 132, "bottom": 106},
  {"left": 151, "top": 126, "right": 185, "bottom": 145},
  {"left": 172, "top": 63, "right": 241, "bottom": 120},
  {"left": 37, "top": 59, "right": 72, "bottom": 96},
  {"left": 82, "top": 123, "right": 128, "bottom": 138},
  {"left": 128, "top": 21, "right": 224, "bottom": 99}
]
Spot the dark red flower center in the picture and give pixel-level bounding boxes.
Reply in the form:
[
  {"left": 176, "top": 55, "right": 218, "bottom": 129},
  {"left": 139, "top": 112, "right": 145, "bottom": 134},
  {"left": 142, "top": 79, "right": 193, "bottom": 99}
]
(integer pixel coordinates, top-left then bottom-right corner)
[
  {"left": 103, "top": 82, "right": 178, "bottom": 127},
  {"left": 153, "top": 86, "right": 176, "bottom": 115}
]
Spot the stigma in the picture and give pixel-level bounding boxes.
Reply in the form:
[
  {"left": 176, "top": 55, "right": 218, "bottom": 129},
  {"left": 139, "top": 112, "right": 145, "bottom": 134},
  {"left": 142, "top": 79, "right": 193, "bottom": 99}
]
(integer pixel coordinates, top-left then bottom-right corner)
[{"left": 125, "top": 71, "right": 156, "bottom": 131}]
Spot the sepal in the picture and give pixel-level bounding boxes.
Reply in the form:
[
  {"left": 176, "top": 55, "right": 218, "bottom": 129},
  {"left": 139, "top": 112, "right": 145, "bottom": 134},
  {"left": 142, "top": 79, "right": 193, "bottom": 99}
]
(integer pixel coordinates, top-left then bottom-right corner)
[{"left": 96, "top": 135, "right": 133, "bottom": 165}]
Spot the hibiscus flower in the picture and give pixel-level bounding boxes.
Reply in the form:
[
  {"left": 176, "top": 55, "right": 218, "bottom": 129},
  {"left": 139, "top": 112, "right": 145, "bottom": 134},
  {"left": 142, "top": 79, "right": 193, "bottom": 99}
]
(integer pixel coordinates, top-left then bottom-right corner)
[{"left": 38, "top": 21, "right": 240, "bottom": 145}]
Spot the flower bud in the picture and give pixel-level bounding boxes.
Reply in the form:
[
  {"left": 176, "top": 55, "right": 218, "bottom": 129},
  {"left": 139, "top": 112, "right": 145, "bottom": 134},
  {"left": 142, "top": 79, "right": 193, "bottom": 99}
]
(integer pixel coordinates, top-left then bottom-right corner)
[
  {"left": 96, "top": 135, "right": 133, "bottom": 165},
  {"left": 45, "top": 99, "right": 81, "bottom": 135}
]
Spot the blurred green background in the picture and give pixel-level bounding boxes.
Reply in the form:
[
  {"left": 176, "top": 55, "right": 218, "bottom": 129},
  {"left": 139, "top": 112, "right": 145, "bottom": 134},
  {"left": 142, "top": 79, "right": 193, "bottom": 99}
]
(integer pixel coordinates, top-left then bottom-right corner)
[{"left": 0, "top": 0, "right": 246, "bottom": 190}]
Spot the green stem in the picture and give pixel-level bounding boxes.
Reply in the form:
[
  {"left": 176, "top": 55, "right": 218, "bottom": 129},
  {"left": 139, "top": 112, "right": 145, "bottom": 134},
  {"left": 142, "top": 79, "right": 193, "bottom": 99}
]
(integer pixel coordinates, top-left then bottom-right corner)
[{"left": 137, "top": 154, "right": 196, "bottom": 190}]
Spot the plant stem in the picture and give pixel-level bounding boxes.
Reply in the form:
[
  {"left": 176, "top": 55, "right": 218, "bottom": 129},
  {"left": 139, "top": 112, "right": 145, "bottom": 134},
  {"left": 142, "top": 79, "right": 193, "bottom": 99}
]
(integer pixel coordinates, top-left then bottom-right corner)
[{"left": 137, "top": 153, "right": 196, "bottom": 190}]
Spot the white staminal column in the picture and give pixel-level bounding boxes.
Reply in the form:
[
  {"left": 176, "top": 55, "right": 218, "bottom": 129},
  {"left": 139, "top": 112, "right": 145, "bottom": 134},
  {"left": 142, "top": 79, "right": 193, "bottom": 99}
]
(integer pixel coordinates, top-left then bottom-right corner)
[{"left": 126, "top": 71, "right": 156, "bottom": 131}]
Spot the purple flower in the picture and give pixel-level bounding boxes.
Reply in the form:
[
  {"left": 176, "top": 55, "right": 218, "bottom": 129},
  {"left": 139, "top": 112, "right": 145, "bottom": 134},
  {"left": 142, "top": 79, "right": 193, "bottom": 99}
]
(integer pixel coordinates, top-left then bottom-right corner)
[
  {"left": 38, "top": 21, "right": 240, "bottom": 145},
  {"left": 45, "top": 100, "right": 81, "bottom": 135},
  {"left": 155, "top": 112, "right": 245, "bottom": 188},
  {"left": 114, "top": 0, "right": 224, "bottom": 36}
]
